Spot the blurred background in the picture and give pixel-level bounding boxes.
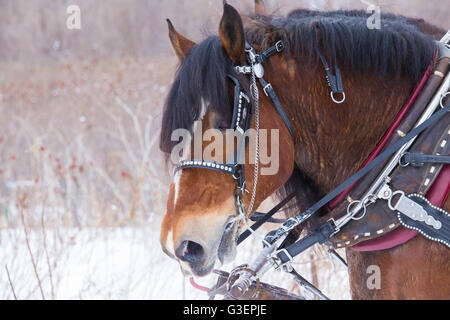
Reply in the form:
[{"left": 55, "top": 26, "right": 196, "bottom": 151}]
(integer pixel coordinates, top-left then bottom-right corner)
[{"left": 0, "top": 0, "right": 448, "bottom": 300}]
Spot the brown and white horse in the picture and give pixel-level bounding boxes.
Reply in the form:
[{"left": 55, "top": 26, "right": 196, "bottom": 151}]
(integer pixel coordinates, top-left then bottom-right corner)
[{"left": 159, "top": 3, "right": 449, "bottom": 299}]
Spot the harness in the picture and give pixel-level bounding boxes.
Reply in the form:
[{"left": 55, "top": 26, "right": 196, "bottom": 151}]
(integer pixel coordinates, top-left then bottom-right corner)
[{"left": 184, "top": 31, "right": 450, "bottom": 300}]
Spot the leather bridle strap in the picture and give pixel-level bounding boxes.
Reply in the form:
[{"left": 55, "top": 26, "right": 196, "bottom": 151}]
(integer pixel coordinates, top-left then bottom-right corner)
[
  {"left": 236, "top": 41, "right": 296, "bottom": 141},
  {"left": 258, "top": 77, "right": 295, "bottom": 140},
  {"left": 176, "top": 159, "right": 236, "bottom": 176},
  {"left": 175, "top": 74, "right": 253, "bottom": 197},
  {"left": 255, "top": 40, "right": 285, "bottom": 64}
]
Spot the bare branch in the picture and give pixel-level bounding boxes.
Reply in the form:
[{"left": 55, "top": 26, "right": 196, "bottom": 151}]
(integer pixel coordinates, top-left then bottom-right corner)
[{"left": 5, "top": 265, "right": 18, "bottom": 300}]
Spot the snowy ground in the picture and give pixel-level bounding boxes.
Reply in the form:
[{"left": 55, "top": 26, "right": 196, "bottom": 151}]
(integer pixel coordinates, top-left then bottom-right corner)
[
  {"left": 0, "top": 53, "right": 351, "bottom": 300},
  {"left": 0, "top": 216, "right": 350, "bottom": 300}
]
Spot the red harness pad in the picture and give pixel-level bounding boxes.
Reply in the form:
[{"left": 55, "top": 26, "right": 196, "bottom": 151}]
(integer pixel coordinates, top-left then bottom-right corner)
[
  {"left": 352, "top": 164, "right": 449, "bottom": 251},
  {"left": 335, "top": 50, "right": 448, "bottom": 252},
  {"left": 329, "top": 55, "right": 436, "bottom": 210}
]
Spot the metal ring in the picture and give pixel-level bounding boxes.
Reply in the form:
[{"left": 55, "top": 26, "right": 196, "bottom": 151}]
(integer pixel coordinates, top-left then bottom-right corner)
[
  {"left": 331, "top": 91, "right": 346, "bottom": 104},
  {"left": 387, "top": 190, "right": 405, "bottom": 211},
  {"left": 398, "top": 153, "right": 410, "bottom": 167},
  {"left": 348, "top": 200, "right": 367, "bottom": 221},
  {"left": 227, "top": 265, "right": 260, "bottom": 299},
  {"left": 440, "top": 91, "right": 450, "bottom": 108}
]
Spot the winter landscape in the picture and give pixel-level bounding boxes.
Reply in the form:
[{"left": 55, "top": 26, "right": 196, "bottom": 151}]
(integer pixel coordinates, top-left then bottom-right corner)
[{"left": 0, "top": 0, "right": 448, "bottom": 300}]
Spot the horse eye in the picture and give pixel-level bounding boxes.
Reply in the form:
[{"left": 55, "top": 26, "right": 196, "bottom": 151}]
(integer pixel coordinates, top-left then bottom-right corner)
[{"left": 215, "top": 120, "right": 229, "bottom": 131}]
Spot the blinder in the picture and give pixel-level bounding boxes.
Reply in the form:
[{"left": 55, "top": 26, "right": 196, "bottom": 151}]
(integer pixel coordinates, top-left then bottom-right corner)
[{"left": 175, "top": 73, "right": 253, "bottom": 195}]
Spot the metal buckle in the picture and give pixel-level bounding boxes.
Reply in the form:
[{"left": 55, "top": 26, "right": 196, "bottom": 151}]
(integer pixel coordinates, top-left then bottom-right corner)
[
  {"left": 263, "top": 83, "right": 272, "bottom": 96},
  {"left": 327, "top": 218, "right": 340, "bottom": 236},
  {"left": 398, "top": 152, "right": 410, "bottom": 167},
  {"left": 275, "top": 40, "right": 285, "bottom": 52},
  {"left": 440, "top": 91, "right": 449, "bottom": 108},
  {"left": 271, "top": 248, "right": 293, "bottom": 269},
  {"left": 248, "top": 50, "right": 257, "bottom": 64},
  {"left": 348, "top": 200, "right": 367, "bottom": 221}
]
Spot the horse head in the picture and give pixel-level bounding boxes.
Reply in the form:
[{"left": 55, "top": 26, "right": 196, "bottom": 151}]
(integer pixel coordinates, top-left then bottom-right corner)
[
  {"left": 159, "top": 3, "right": 295, "bottom": 276},
  {"left": 158, "top": 2, "right": 441, "bottom": 294}
]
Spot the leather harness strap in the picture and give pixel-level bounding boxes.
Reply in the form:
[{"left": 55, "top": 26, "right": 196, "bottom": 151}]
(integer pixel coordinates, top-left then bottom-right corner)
[
  {"left": 237, "top": 41, "right": 450, "bottom": 250},
  {"left": 242, "top": 41, "right": 296, "bottom": 141},
  {"left": 266, "top": 106, "right": 449, "bottom": 249},
  {"left": 275, "top": 108, "right": 450, "bottom": 265},
  {"left": 330, "top": 42, "right": 450, "bottom": 248},
  {"left": 401, "top": 152, "right": 450, "bottom": 167},
  {"left": 328, "top": 47, "right": 439, "bottom": 210},
  {"left": 255, "top": 40, "right": 285, "bottom": 64}
]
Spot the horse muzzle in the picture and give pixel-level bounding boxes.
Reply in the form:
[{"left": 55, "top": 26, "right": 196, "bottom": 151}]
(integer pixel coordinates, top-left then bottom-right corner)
[{"left": 172, "top": 215, "right": 239, "bottom": 277}]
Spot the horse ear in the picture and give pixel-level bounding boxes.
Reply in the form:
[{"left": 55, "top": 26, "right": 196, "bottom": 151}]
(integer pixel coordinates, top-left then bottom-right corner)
[
  {"left": 255, "top": 0, "right": 267, "bottom": 15},
  {"left": 219, "top": 3, "right": 246, "bottom": 64},
  {"left": 167, "top": 19, "right": 196, "bottom": 62}
]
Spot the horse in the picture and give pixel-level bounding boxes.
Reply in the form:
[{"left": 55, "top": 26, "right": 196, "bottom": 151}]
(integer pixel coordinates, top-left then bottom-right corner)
[{"left": 159, "top": 2, "right": 450, "bottom": 299}]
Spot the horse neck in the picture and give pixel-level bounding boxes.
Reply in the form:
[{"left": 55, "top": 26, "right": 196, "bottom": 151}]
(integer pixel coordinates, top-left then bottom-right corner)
[{"left": 267, "top": 56, "right": 416, "bottom": 195}]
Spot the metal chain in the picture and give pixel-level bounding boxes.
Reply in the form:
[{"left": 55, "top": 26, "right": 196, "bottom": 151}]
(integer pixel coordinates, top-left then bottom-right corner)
[
  {"left": 230, "top": 58, "right": 269, "bottom": 246},
  {"left": 246, "top": 59, "right": 260, "bottom": 218}
]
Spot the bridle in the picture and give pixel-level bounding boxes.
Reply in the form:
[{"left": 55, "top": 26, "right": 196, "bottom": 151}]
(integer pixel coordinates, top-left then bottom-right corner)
[
  {"left": 175, "top": 38, "right": 347, "bottom": 230},
  {"left": 176, "top": 40, "right": 294, "bottom": 225}
]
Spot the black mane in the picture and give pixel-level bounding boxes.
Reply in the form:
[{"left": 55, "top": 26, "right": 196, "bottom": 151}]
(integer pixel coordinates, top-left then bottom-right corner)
[
  {"left": 246, "top": 9, "right": 435, "bottom": 81},
  {"left": 160, "top": 9, "right": 436, "bottom": 158}
]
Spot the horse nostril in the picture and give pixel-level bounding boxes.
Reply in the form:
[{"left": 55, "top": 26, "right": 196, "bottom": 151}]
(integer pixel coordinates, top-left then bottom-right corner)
[{"left": 175, "top": 240, "right": 205, "bottom": 264}]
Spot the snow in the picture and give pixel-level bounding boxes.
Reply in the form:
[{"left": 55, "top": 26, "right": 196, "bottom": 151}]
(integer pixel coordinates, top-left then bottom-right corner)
[{"left": 0, "top": 218, "right": 350, "bottom": 300}]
